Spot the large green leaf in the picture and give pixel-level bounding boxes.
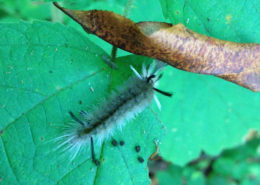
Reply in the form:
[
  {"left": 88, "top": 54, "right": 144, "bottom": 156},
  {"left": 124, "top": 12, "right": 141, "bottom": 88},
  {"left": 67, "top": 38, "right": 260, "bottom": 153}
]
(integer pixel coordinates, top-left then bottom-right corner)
[
  {"left": 159, "top": 0, "right": 260, "bottom": 43},
  {"left": 157, "top": 66, "right": 260, "bottom": 165},
  {"left": 1, "top": 1, "right": 260, "bottom": 184},
  {"left": 157, "top": 0, "right": 260, "bottom": 165},
  {"left": 0, "top": 21, "right": 164, "bottom": 185}
]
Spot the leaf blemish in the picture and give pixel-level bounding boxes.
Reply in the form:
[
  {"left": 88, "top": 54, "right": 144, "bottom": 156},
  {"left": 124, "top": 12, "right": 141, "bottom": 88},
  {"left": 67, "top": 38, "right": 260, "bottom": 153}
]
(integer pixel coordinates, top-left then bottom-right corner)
[
  {"left": 135, "top": 145, "right": 141, "bottom": 153},
  {"left": 137, "top": 156, "right": 144, "bottom": 163},
  {"left": 0, "top": 130, "right": 3, "bottom": 135},
  {"left": 111, "top": 139, "right": 118, "bottom": 146},
  {"left": 225, "top": 15, "right": 232, "bottom": 23}
]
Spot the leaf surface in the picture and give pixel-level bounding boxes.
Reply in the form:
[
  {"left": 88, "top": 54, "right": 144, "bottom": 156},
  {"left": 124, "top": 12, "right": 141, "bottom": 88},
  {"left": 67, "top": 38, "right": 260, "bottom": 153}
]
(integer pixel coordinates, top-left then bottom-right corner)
[
  {"left": 0, "top": 21, "right": 164, "bottom": 185},
  {"left": 154, "top": 0, "right": 260, "bottom": 165},
  {"left": 156, "top": 66, "right": 260, "bottom": 165}
]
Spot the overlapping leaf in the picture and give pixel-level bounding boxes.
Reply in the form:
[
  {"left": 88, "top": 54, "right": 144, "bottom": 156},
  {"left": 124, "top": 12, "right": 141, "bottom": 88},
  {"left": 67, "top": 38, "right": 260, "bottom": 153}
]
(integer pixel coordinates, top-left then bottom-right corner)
[{"left": 53, "top": 2, "right": 260, "bottom": 92}]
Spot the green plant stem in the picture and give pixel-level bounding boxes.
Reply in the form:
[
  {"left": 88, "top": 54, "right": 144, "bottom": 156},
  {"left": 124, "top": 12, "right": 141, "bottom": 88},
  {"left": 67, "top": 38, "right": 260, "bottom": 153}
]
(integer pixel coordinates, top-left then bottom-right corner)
[
  {"left": 111, "top": 0, "right": 134, "bottom": 61},
  {"left": 51, "top": 1, "right": 63, "bottom": 23},
  {"left": 111, "top": 46, "right": 117, "bottom": 62}
]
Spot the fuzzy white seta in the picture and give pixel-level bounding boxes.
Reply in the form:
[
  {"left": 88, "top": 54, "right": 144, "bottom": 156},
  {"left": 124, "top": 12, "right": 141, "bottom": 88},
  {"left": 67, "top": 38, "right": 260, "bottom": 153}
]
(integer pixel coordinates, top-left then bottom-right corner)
[{"left": 57, "top": 61, "right": 165, "bottom": 160}]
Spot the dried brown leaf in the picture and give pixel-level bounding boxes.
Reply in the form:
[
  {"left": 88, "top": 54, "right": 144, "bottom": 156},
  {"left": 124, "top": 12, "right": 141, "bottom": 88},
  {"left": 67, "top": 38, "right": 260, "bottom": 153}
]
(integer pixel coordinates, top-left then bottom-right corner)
[{"left": 53, "top": 3, "right": 260, "bottom": 92}]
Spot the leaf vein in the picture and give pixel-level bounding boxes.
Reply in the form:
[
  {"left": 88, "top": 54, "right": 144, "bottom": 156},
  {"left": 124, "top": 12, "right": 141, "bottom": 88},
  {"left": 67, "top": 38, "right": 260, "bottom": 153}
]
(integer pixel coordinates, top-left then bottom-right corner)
[{"left": 2, "top": 69, "right": 105, "bottom": 131}]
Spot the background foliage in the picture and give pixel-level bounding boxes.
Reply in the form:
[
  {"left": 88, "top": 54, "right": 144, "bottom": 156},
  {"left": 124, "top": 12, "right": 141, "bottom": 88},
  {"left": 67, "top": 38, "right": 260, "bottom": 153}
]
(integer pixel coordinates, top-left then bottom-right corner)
[{"left": 0, "top": 0, "right": 259, "bottom": 185}]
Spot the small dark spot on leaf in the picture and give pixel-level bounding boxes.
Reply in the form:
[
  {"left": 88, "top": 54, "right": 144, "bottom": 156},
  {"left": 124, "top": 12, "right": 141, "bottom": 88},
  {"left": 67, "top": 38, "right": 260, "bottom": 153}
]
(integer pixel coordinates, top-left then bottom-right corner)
[
  {"left": 79, "top": 100, "right": 82, "bottom": 104},
  {"left": 0, "top": 130, "right": 3, "bottom": 135},
  {"left": 176, "top": 11, "right": 179, "bottom": 15},
  {"left": 111, "top": 139, "right": 118, "bottom": 146},
  {"left": 137, "top": 156, "right": 144, "bottom": 163},
  {"left": 40, "top": 137, "right": 44, "bottom": 141},
  {"left": 49, "top": 70, "right": 53, "bottom": 74},
  {"left": 119, "top": 141, "right": 125, "bottom": 146},
  {"left": 0, "top": 178, "right": 2, "bottom": 182},
  {"left": 207, "top": 17, "right": 210, "bottom": 22},
  {"left": 95, "top": 160, "right": 100, "bottom": 166},
  {"left": 135, "top": 145, "right": 141, "bottom": 153}
]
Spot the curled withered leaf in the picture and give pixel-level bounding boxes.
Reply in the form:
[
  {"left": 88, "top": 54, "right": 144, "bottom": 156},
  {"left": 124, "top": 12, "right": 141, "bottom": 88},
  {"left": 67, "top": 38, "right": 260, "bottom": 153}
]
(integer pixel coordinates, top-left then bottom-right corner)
[{"left": 53, "top": 2, "right": 260, "bottom": 92}]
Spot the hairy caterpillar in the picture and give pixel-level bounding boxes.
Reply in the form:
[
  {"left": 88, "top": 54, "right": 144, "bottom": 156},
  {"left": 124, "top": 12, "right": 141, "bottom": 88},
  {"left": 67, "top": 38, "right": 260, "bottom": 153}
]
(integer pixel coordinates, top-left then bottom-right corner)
[{"left": 56, "top": 62, "right": 172, "bottom": 165}]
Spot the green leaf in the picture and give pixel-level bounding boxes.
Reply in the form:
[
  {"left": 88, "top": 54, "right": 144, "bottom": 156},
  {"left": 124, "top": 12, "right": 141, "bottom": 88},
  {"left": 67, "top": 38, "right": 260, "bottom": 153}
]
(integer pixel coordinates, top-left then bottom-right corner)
[
  {"left": 128, "top": 0, "right": 165, "bottom": 22},
  {"left": 0, "top": 21, "right": 164, "bottom": 185},
  {"left": 156, "top": 164, "right": 207, "bottom": 185},
  {"left": 0, "top": 0, "right": 52, "bottom": 21},
  {"left": 157, "top": 0, "right": 260, "bottom": 165},
  {"left": 159, "top": 0, "right": 260, "bottom": 43},
  {"left": 157, "top": 66, "right": 260, "bottom": 165},
  {"left": 157, "top": 137, "right": 260, "bottom": 185},
  {"left": 156, "top": 165, "right": 183, "bottom": 185},
  {"left": 213, "top": 137, "right": 260, "bottom": 182}
]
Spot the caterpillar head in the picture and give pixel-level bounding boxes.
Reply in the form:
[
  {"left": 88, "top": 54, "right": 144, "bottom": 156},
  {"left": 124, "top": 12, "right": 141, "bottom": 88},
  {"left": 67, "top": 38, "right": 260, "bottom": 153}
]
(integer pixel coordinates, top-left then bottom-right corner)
[
  {"left": 130, "top": 61, "right": 165, "bottom": 85},
  {"left": 130, "top": 61, "right": 172, "bottom": 110}
]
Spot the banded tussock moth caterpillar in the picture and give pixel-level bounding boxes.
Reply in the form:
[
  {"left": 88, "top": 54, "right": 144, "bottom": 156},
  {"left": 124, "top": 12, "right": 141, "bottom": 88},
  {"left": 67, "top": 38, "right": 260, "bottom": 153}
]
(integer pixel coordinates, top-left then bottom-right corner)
[{"left": 56, "top": 61, "right": 171, "bottom": 165}]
